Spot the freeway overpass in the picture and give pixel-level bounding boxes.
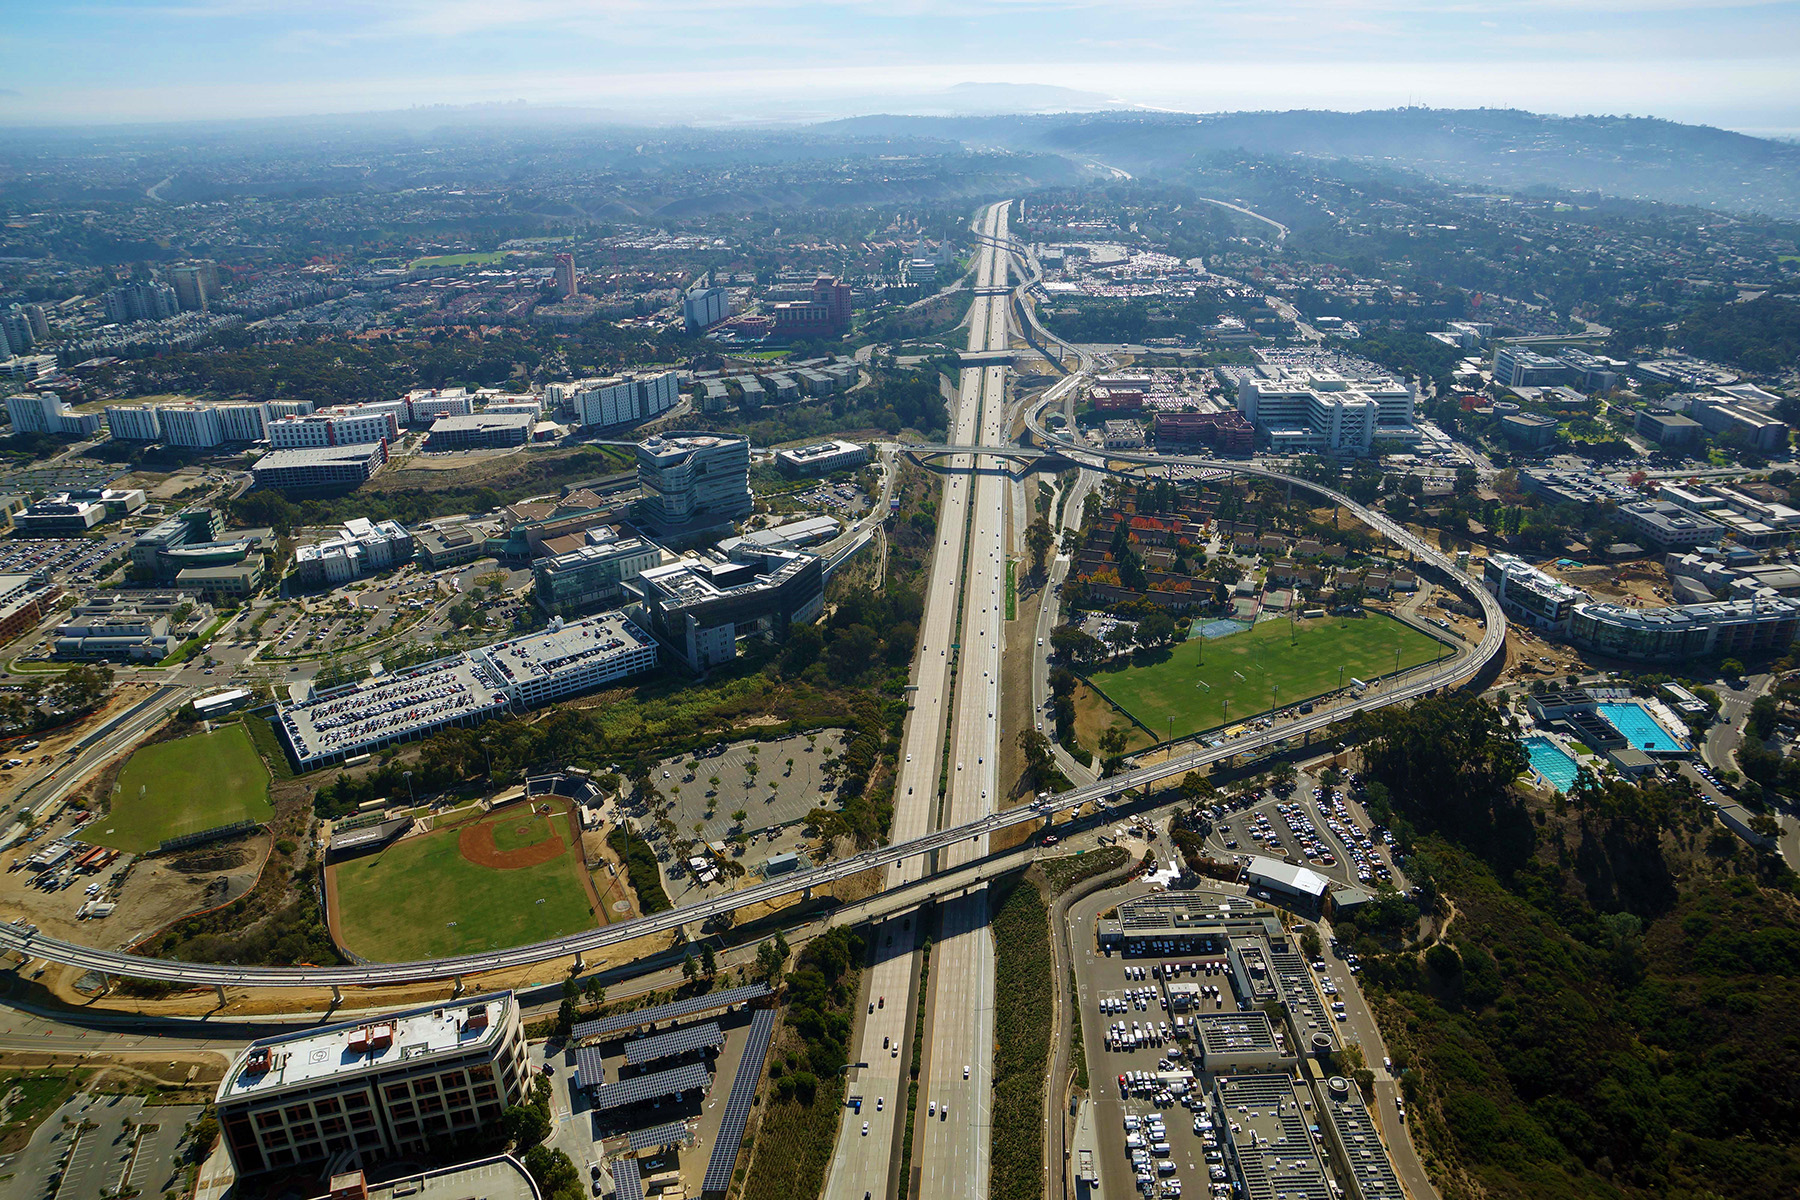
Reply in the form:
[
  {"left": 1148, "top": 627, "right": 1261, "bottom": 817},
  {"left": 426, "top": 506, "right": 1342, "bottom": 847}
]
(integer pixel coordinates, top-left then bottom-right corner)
[{"left": 0, "top": 466, "right": 1504, "bottom": 990}]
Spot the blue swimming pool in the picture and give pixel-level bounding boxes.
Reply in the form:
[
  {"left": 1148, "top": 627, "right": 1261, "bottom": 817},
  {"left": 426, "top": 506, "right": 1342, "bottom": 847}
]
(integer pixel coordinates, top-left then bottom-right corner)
[
  {"left": 1523, "top": 736, "right": 1580, "bottom": 791},
  {"left": 1598, "top": 702, "right": 1687, "bottom": 753}
]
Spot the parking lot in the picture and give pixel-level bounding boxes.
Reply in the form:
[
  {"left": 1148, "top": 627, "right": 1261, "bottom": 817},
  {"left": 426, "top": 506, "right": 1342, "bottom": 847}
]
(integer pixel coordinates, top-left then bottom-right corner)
[
  {"left": 0, "top": 535, "right": 130, "bottom": 586},
  {"left": 4, "top": 1093, "right": 203, "bottom": 1200},
  {"left": 789, "top": 481, "right": 869, "bottom": 517},
  {"left": 1196, "top": 767, "right": 1406, "bottom": 895}
]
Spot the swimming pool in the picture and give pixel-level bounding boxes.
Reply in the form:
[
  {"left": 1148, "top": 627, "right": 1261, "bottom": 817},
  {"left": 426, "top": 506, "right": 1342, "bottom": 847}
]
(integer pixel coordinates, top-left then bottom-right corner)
[
  {"left": 1523, "top": 736, "right": 1580, "bottom": 791},
  {"left": 1597, "top": 702, "right": 1687, "bottom": 753}
]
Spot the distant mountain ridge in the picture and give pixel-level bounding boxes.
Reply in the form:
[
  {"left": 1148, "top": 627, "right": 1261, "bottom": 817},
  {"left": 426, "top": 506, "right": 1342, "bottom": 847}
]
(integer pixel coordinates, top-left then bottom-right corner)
[{"left": 817, "top": 107, "right": 1800, "bottom": 219}]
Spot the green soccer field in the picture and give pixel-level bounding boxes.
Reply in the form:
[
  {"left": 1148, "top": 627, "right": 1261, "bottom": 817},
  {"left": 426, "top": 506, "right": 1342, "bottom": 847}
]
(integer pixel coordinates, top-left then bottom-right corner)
[
  {"left": 92, "top": 723, "right": 273, "bottom": 853},
  {"left": 330, "top": 808, "right": 597, "bottom": 962},
  {"left": 1085, "top": 613, "right": 1447, "bottom": 742}
]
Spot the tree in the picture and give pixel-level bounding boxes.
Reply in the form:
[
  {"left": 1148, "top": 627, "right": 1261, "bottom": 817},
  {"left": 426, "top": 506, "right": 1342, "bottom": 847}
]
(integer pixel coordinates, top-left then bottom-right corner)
[
  {"left": 701, "top": 943, "right": 717, "bottom": 978},
  {"left": 583, "top": 977, "right": 605, "bottom": 1007},
  {"left": 523, "top": 1145, "right": 584, "bottom": 1200},
  {"left": 682, "top": 951, "right": 699, "bottom": 981},
  {"left": 1025, "top": 516, "right": 1055, "bottom": 576},
  {"left": 499, "top": 1102, "right": 550, "bottom": 1150},
  {"left": 1098, "top": 725, "right": 1128, "bottom": 759},
  {"left": 1138, "top": 611, "right": 1177, "bottom": 646},
  {"left": 731, "top": 808, "right": 749, "bottom": 826}
]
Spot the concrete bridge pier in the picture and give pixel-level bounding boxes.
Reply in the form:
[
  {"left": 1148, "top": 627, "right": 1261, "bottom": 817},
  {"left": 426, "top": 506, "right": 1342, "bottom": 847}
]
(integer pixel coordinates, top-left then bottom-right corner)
[
  {"left": 330, "top": 985, "right": 343, "bottom": 1008},
  {"left": 215, "top": 983, "right": 227, "bottom": 1006},
  {"left": 452, "top": 975, "right": 465, "bottom": 998},
  {"left": 572, "top": 953, "right": 585, "bottom": 974}
]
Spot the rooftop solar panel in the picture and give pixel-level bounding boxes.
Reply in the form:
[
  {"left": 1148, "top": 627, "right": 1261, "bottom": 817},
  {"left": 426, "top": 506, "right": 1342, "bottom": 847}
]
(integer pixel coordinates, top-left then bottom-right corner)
[
  {"left": 575, "top": 1045, "right": 607, "bottom": 1088},
  {"left": 624, "top": 1021, "right": 724, "bottom": 1066},
  {"left": 612, "top": 1155, "right": 643, "bottom": 1200},
  {"left": 573, "top": 983, "right": 770, "bottom": 1042},
  {"left": 593, "top": 1060, "right": 711, "bottom": 1111},
  {"left": 701, "top": 1008, "right": 778, "bottom": 1195},
  {"left": 626, "top": 1120, "right": 691, "bottom": 1151}
]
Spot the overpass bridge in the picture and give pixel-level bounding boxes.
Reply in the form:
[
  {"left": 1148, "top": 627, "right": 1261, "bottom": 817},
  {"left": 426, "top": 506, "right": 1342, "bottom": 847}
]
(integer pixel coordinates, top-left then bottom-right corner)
[{"left": 0, "top": 462, "right": 1505, "bottom": 991}]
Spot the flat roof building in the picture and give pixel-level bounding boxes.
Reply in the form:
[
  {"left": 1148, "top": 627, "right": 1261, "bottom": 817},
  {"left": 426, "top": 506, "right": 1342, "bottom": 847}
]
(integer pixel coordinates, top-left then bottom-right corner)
[
  {"left": 1213, "top": 1074, "right": 1333, "bottom": 1200},
  {"left": 1618, "top": 500, "right": 1726, "bottom": 548},
  {"left": 1482, "top": 552, "right": 1587, "bottom": 632},
  {"left": 1569, "top": 595, "right": 1800, "bottom": 662},
  {"left": 1191, "top": 1011, "right": 1289, "bottom": 1072},
  {"left": 426, "top": 412, "right": 534, "bottom": 450},
  {"left": 293, "top": 518, "right": 414, "bottom": 586},
  {"left": 533, "top": 531, "right": 663, "bottom": 616},
  {"left": 251, "top": 442, "right": 390, "bottom": 491},
  {"left": 631, "top": 546, "right": 824, "bottom": 670},
  {"left": 775, "top": 439, "right": 868, "bottom": 476},
  {"left": 216, "top": 993, "right": 530, "bottom": 1177},
  {"left": 277, "top": 612, "right": 658, "bottom": 769},
  {"left": 1635, "top": 408, "right": 1703, "bottom": 447},
  {"left": 549, "top": 370, "right": 680, "bottom": 430}
]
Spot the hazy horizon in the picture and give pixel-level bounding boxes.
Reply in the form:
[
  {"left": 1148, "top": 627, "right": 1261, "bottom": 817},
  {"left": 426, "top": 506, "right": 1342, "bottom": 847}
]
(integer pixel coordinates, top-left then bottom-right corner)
[{"left": 4, "top": 2, "right": 1800, "bottom": 137}]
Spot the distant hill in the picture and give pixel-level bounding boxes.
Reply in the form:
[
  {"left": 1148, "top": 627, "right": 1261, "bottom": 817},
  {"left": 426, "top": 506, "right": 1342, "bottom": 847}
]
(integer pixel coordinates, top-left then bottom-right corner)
[{"left": 817, "top": 107, "right": 1800, "bottom": 218}]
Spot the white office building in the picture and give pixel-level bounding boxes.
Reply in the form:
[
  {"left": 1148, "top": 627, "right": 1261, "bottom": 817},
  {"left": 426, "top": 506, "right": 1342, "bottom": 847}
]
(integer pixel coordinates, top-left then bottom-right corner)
[
  {"left": 404, "top": 388, "right": 476, "bottom": 424},
  {"left": 291, "top": 518, "right": 415, "bottom": 586},
  {"left": 1227, "top": 354, "right": 1416, "bottom": 455},
  {"left": 683, "top": 286, "right": 731, "bottom": 332},
  {"left": 105, "top": 405, "right": 163, "bottom": 442}
]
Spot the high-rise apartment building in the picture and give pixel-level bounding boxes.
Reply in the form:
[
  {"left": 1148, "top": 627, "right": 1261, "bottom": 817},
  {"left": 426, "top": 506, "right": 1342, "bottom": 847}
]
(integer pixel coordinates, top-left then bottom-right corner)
[
  {"left": 269, "top": 405, "right": 400, "bottom": 449},
  {"left": 102, "top": 282, "right": 179, "bottom": 324},
  {"left": 216, "top": 402, "right": 270, "bottom": 443},
  {"left": 552, "top": 370, "right": 680, "bottom": 429},
  {"left": 0, "top": 308, "right": 34, "bottom": 354},
  {"left": 157, "top": 403, "right": 226, "bottom": 449},
  {"left": 105, "top": 405, "right": 164, "bottom": 442},
  {"left": 635, "top": 432, "right": 753, "bottom": 534},
  {"left": 683, "top": 286, "right": 731, "bottom": 332},
  {"left": 7, "top": 392, "right": 101, "bottom": 438},
  {"left": 554, "top": 253, "right": 578, "bottom": 298},
  {"left": 168, "top": 265, "right": 210, "bottom": 312}
]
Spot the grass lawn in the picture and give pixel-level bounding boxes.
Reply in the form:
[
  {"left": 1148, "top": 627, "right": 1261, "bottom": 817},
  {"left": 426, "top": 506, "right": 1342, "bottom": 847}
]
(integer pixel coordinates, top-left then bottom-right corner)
[
  {"left": 408, "top": 251, "right": 509, "bottom": 268},
  {"left": 1086, "top": 613, "right": 1445, "bottom": 742},
  {"left": 331, "top": 804, "right": 596, "bottom": 961},
  {"left": 92, "top": 723, "right": 272, "bottom": 853}
]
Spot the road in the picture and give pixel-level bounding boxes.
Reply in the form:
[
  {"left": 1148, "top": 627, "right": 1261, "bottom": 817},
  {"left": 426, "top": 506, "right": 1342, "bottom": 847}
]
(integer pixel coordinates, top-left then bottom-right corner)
[
  {"left": 823, "top": 203, "right": 1013, "bottom": 1200},
  {"left": 5, "top": 683, "right": 192, "bottom": 840},
  {"left": 913, "top": 200, "right": 1013, "bottom": 1200}
]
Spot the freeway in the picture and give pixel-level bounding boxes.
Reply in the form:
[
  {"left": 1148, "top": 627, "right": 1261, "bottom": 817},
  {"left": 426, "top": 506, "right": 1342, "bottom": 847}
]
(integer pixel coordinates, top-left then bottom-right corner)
[{"left": 0, "top": 390, "right": 1505, "bottom": 993}]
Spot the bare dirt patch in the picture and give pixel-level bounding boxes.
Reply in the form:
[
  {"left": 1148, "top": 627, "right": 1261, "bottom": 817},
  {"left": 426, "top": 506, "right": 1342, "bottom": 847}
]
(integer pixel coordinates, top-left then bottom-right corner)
[{"left": 458, "top": 814, "right": 567, "bottom": 871}]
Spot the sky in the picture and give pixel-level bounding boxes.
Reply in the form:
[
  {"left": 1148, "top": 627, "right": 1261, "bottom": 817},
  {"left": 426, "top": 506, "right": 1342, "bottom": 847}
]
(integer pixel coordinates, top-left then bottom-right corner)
[{"left": 3, "top": 0, "right": 1800, "bottom": 135}]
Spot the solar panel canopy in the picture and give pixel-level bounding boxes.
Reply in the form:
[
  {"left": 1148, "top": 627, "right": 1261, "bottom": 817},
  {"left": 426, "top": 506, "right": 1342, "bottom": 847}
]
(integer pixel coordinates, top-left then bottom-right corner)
[
  {"left": 593, "top": 1060, "right": 711, "bottom": 1111},
  {"left": 624, "top": 1021, "right": 724, "bottom": 1066},
  {"left": 572, "top": 983, "right": 770, "bottom": 1041},
  {"left": 627, "top": 1120, "right": 691, "bottom": 1150},
  {"left": 701, "top": 1009, "right": 778, "bottom": 1195}
]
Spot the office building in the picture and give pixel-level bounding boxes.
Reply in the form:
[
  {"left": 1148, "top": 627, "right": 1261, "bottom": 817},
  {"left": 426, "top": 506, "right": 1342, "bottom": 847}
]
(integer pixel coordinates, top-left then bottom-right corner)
[
  {"left": 1558, "top": 348, "right": 1624, "bottom": 393},
  {"left": 554, "top": 253, "right": 578, "bottom": 299},
  {"left": 216, "top": 993, "right": 530, "bottom": 1176},
  {"left": 416, "top": 528, "right": 486, "bottom": 569},
  {"left": 132, "top": 508, "right": 229, "bottom": 577},
  {"left": 1499, "top": 412, "right": 1559, "bottom": 448},
  {"left": 1491, "top": 346, "right": 1569, "bottom": 389},
  {"left": 176, "top": 559, "right": 264, "bottom": 598},
  {"left": 250, "top": 442, "right": 390, "bottom": 490},
  {"left": 1569, "top": 596, "right": 1800, "bottom": 662},
  {"left": 775, "top": 439, "right": 868, "bottom": 476},
  {"left": 533, "top": 530, "right": 664, "bottom": 615},
  {"left": 276, "top": 613, "right": 657, "bottom": 769},
  {"left": 168, "top": 265, "right": 210, "bottom": 312},
  {"left": 269, "top": 405, "right": 399, "bottom": 449},
  {"left": 635, "top": 433, "right": 752, "bottom": 535},
  {"left": 630, "top": 546, "right": 824, "bottom": 670},
  {"left": 1635, "top": 408, "right": 1702, "bottom": 447},
  {"left": 7, "top": 392, "right": 101, "bottom": 438},
  {"left": 14, "top": 489, "right": 146, "bottom": 534},
  {"left": 1517, "top": 469, "right": 1639, "bottom": 508},
  {"left": 1153, "top": 410, "right": 1255, "bottom": 453},
  {"left": 551, "top": 370, "right": 680, "bottom": 430},
  {"left": 1617, "top": 500, "right": 1726, "bottom": 548},
  {"left": 1229, "top": 355, "right": 1415, "bottom": 455},
  {"left": 102, "top": 281, "right": 179, "bottom": 324},
  {"left": 1689, "top": 397, "right": 1790, "bottom": 453},
  {"left": 683, "top": 286, "right": 731, "bottom": 333},
  {"left": 54, "top": 594, "right": 204, "bottom": 661},
  {"left": 771, "top": 277, "right": 852, "bottom": 339},
  {"left": 0, "top": 575, "right": 61, "bottom": 649},
  {"left": 1102, "top": 419, "right": 1146, "bottom": 449},
  {"left": 426, "top": 412, "right": 535, "bottom": 450},
  {"left": 1482, "top": 553, "right": 1585, "bottom": 632},
  {"left": 105, "top": 405, "right": 163, "bottom": 442},
  {"left": 292, "top": 519, "right": 415, "bottom": 586}
]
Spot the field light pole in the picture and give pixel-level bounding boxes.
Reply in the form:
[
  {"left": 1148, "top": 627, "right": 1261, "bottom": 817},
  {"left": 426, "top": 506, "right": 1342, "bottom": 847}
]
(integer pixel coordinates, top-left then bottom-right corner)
[
  {"left": 403, "top": 770, "right": 414, "bottom": 806},
  {"left": 481, "top": 737, "right": 493, "bottom": 779}
]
